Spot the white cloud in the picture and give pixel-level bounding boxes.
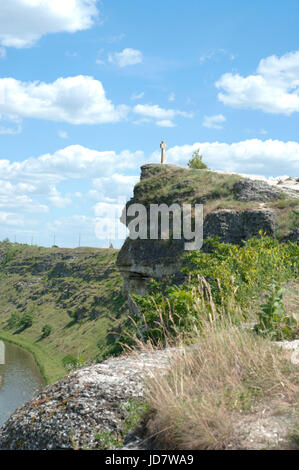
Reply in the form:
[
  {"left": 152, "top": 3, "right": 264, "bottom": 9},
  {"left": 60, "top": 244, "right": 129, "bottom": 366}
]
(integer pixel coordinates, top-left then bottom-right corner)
[
  {"left": 92, "top": 174, "right": 139, "bottom": 200},
  {"left": 168, "top": 92, "right": 175, "bottom": 102},
  {"left": 200, "top": 49, "right": 235, "bottom": 64},
  {"left": 163, "top": 139, "right": 299, "bottom": 177},
  {"left": 108, "top": 48, "right": 143, "bottom": 67},
  {"left": 216, "top": 50, "right": 299, "bottom": 115},
  {"left": 0, "top": 145, "right": 145, "bottom": 184},
  {"left": 0, "top": 0, "right": 99, "bottom": 48},
  {"left": 133, "top": 104, "right": 192, "bottom": 124},
  {"left": 203, "top": 114, "right": 226, "bottom": 129},
  {"left": 0, "top": 211, "right": 26, "bottom": 226},
  {"left": 156, "top": 120, "right": 176, "bottom": 128},
  {"left": 0, "top": 124, "right": 22, "bottom": 135},
  {"left": 58, "top": 130, "right": 69, "bottom": 139},
  {"left": 48, "top": 186, "right": 72, "bottom": 208},
  {"left": 0, "top": 75, "right": 129, "bottom": 124},
  {"left": 0, "top": 193, "right": 48, "bottom": 213},
  {"left": 131, "top": 91, "right": 145, "bottom": 100}
]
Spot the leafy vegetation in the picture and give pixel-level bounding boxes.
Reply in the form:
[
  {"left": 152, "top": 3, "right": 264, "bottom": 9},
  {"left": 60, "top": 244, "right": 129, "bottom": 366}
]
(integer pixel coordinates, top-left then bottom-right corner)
[
  {"left": 187, "top": 149, "right": 208, "bottom": 170},
  {"left": 41, "top": 324, "right": 52, "bottom": 338},
  {"left": 111, "top": 234, "right": 298, "bottom": 350},
  {"left": 254, "top": 283, "right": 297, "bottom": 340}
]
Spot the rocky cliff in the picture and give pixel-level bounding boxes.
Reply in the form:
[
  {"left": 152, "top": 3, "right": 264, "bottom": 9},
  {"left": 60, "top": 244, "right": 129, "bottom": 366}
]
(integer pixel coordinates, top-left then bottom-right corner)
[{"left": 117, "top": 164, "right": 299, "bottom": 296}]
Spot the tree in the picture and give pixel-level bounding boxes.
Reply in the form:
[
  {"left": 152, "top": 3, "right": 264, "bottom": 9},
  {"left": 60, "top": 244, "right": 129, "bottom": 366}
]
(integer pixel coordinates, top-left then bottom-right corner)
[
  {"left": 188, "top": 149, "right": 208, "bottom": 169},
  {"left": 19, "top": 312, "right": 34, "bottom": 330},
  {"left": 41, "top": 324, "right": 52, "bottom": 338}
]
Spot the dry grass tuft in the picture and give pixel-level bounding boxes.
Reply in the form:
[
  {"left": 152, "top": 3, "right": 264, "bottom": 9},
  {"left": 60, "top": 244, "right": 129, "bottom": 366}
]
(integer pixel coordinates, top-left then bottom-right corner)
[{"left": 143, "top": 322, "right": 298, "bottom": 450}]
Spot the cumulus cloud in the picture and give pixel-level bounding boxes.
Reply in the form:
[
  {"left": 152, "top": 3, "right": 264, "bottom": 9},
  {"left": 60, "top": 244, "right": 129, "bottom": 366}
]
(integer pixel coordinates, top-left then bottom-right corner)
[
  {"left": 0, "top": 75, "right": 129, "bottom": 124},
  {"left": 0, "top": 0, "right": 99, "bottom": 48},
  {"left": 108, "top": 48, "right": 143, "bottom": 67},
  {"left": 156, "top": 120, "right": 176, "bottom": 128},
  {"left": 133, "top": 104, "right": 192, "bottom": 127},
  {"left": 92, "top": 174, "right": 139, "bottom": 200},
  {"left": 163, "top": 139, "right": 299, "bottom": 177},
  {"left": 0, "top": 145, "right": 145, "bottom": 184},
  {"left": 48, "top": 186, "right": 72, "bottom": 208},
  {"left": 203, "top": 114, "right": 226, "bottom": 129},
  {"left": 216, "top": 50, "right": 299, "bottom": 115},
  {"left": 0, "top": 212, "right": 26, "bottom": 226}
]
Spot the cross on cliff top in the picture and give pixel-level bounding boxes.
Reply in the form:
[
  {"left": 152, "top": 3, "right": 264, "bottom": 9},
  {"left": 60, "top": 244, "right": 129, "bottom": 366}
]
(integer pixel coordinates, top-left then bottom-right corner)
[{"left": 160, "top": 140, "right": 167, "bottom": 164}]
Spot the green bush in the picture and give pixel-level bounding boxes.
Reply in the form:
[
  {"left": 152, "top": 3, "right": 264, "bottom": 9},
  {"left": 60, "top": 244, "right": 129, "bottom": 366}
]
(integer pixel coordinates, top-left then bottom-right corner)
[
  {"left": 19, "top": 312, "right": 34, "bottom": 330},
  {"left": 188, "top": 150, "right": 208, "bottom": 170},
  {"left": 41, "top": 324, "right": 52, "bottom": 338},
  {"left": 254, "top": 283, "right": 297, "bottom": 340}
]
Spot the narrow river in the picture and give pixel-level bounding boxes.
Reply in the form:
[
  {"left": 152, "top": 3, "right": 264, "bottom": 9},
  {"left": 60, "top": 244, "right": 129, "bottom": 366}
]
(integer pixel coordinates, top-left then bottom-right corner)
[{"left": 0, "top": 340, "right": 45, "bottom": 427}]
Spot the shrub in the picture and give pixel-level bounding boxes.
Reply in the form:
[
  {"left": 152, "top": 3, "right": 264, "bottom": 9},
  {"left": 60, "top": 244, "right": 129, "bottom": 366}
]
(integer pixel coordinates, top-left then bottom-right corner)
[
  {"left": 254, "top": 283, "right": 298, "bottom": 340},
  {"left": 19, "top": 312, "right": 34, "bottom": 330},
  {"left": 188, "top": 150, "right": 208, "bottom": 170},
  {"left": 41, "top": 324, "right": 52, "bottom": 338}
]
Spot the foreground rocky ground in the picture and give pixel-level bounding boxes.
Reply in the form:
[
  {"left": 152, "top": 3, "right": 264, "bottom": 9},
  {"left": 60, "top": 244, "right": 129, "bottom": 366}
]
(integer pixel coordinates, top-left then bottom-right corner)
[
  {"left": 0, "top": 341, "right": 298, "bottom": 450},
  {"left": 0, "top": 348, "right": 177, "bottom": 450}
]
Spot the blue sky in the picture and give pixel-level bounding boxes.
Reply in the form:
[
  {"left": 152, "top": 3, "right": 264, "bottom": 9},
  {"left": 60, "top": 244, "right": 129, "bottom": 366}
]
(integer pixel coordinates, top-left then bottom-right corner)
[{"left": 0, "top": 0, "right": 299, "bottom": 248}]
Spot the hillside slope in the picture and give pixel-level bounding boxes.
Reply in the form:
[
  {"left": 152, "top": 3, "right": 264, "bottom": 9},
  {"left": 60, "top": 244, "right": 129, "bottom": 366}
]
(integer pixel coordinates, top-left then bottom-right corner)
[{"left": 0, "top": 243, "right": 128, "bottom": 383}]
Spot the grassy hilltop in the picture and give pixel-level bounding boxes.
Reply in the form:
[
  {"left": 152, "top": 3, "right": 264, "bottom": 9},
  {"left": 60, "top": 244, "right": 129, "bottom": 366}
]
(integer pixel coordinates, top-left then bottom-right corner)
[{"left": 0, "top": 242, "right": 128, "bottom": 383}]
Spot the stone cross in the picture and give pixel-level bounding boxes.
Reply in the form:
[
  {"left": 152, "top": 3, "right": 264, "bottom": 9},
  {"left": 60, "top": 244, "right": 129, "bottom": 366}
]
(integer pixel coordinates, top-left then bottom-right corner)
[{"left": 160, "top": 140, "right": 167, "bottom": 164}]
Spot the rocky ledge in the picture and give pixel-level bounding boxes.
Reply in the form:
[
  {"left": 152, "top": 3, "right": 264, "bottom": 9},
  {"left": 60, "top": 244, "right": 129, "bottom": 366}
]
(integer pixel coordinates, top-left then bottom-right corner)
[
  {"left": 0, "top": 349, "right": 177, "bottom": 450},
  {"left": 117, "top": 164, "right": 298, "bottom": 296},
  {"left": 0, "top": 341, "right": 298, "bottom": 450}
]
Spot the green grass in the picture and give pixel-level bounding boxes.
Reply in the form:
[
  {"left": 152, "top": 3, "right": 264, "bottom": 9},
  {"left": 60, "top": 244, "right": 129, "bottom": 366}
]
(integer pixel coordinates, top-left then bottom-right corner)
[{"left": 0, "top": 243, "right": 128, "bottom": 383}]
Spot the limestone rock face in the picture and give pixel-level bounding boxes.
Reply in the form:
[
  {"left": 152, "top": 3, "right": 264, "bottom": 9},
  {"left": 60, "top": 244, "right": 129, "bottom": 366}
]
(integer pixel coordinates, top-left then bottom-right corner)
[
  {"left": 117, "top": 209, "right": 276, "bottom": 295},
  {"left": 233, "top": 179, "right": 282, "bottom": 202},
  {"left": 117, "top": 238, "right": 185, "bottom": 295},
  {"left": 204, "top": 209, "right": 276, "bottom": 244}
]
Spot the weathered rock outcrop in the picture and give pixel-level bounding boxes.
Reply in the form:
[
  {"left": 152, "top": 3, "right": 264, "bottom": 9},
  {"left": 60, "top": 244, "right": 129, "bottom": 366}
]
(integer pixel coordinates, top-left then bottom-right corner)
[
  {"left": 1, "top": 341, "right": 298, "bottom": 450},
  {"left": 117, "top": 164, "right": 293, "bottom": 296},
  {"left": 0, "top": 349, "right": 177, "bottom": 450},
  {"left": 232, "top": 179, "right": 282, "bottom": 202}
]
